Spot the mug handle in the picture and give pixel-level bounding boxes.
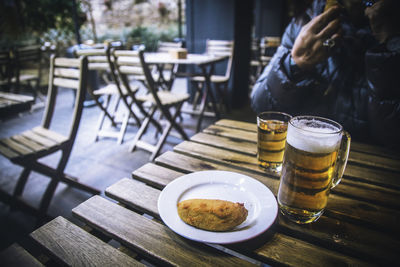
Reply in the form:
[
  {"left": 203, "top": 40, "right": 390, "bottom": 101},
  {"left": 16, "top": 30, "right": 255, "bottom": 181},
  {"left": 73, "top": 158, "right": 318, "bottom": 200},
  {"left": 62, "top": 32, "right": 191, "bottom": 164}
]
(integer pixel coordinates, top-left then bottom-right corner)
[{"left": 332, "top": 131, "right": 351, "bottom": 188}]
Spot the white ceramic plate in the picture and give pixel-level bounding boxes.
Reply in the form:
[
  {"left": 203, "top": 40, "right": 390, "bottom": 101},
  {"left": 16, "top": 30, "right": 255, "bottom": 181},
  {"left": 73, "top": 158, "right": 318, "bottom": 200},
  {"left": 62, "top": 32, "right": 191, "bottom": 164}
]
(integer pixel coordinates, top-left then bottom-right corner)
[{"left": 157, "top": 170, "right": 278, "bottom": 244}]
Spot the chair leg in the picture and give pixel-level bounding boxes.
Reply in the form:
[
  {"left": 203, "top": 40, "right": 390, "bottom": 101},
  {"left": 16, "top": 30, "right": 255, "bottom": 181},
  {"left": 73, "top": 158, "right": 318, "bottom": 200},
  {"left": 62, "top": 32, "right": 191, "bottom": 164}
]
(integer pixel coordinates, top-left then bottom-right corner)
[
  {"left": 196, "top": 87, "right": 208, "bottom": 133},
  {"left": 130, "top": 105, "right": 157, "bottom": 152},
  {"left": 112, "top": 95, "right": 122, "bottom": 121},
  {"left": 170, "top": 102, "right": 189, "bottom": 140},
  {"left": 191, "top": 82, "right": 203, "bottom": 112},
  {"left": 38, "top": 178, "right": 59, "bottom": 219},
  {"left": 128, "top": 102, "right": 142, "bottom": 127},
  {"left": 94, "top": 94, "right": 118, "bottom": 127},
  {"left": 216, "top": 82, "right": 230, "bottom": 113},
  {"left": 118, "top": 111, "right": 130, "bottom": 144},
  {"left": 95, "top": 95, "right": 111, "bottom": 141},
  {"left": 149, "top": 103, "right": 188, "bottom": 161},
  {"left": 150, "top": 121, "right": 172, "bottom": 161},
  {"left": 60, "top": 173, "right": 100, "bottom": 195},
  {"left": 13, "top": 168, "right": 31, "bottom": 197}
]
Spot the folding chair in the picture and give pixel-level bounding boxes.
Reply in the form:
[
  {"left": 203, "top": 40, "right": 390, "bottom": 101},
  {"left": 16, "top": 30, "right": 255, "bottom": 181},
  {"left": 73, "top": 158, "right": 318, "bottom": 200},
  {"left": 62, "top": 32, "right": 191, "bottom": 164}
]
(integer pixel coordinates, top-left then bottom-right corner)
[
  {"left": 0, "top": 55, "right": 99, "bottom": 221},
  {"left": 155, "top": 41, "right": 183, "bottom": 90},
  {"left": 190, "top": 39, "right": 234, "bottom": 113},
  {"left": 113, "top": 49, "right": 189, "bottom": 161},
  {"left": 75, "top": 46, "right": 141, "bottom": 144}
]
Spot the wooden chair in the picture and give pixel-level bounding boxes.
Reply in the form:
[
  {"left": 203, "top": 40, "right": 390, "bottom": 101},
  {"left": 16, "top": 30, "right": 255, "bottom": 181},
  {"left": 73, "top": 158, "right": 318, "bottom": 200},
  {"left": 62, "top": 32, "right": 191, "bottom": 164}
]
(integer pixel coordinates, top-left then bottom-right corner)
[
  {"left": 113, "top": 49, "right": 189, "bottom": 161},
  {"left": 249, "top": 37, "right": 263, "bottom": 87},
  {"left": 75, "top": 46, "right": 141, "bottom": 144},
  {"left": 190, "top": 39, "right": 234, "bottom": 113},
  {"left": 154, "top": 41, "right": 183, "bottom": 90},
  {"left": 0, "top": 55, "right": 99, "bottom": 221},
  {"left": 259, "top": 36, "right": 281, "bottom": 69}
]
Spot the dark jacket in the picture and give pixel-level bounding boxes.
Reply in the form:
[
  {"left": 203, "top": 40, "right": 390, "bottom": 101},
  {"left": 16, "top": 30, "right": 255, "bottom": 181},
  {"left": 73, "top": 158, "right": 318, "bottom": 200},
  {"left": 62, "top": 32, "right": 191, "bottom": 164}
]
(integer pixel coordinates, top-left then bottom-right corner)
[{"left": 251, "top": 0, "right": 400, "bottom": 147}]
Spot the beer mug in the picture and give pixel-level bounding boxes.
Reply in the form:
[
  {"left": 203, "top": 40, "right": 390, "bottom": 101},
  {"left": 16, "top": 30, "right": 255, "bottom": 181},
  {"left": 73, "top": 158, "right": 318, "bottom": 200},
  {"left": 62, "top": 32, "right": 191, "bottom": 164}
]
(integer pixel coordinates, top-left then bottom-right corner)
[
  {"left": 277, "top": 116, "right": 351, "bottom": 224},
  {"left": 257, "top": 111, "right": 292, "bottom": 174}
]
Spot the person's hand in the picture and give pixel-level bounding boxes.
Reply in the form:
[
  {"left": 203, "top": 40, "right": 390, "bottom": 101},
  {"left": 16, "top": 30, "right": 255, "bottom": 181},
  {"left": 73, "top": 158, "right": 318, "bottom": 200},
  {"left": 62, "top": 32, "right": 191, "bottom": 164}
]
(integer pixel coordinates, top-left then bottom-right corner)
[
  {"left": 365, "top": 0, "right": 400, "bottom": 44},
  {"left": 291, "top": 6, "right": 342, "bottom": 70}
]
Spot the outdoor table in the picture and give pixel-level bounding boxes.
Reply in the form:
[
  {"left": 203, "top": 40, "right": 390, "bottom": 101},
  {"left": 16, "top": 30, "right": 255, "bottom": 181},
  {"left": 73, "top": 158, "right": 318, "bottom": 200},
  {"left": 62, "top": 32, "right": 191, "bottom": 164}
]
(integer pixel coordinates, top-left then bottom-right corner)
[
  {"left": 145, "top": 52, "right": 229, "bottom": 132},
  {"left": 2, "top": 119, "right": 400, "bottom": 266},
  {"left": 0, "top": 92, "right": 34, "bottom": 119}
]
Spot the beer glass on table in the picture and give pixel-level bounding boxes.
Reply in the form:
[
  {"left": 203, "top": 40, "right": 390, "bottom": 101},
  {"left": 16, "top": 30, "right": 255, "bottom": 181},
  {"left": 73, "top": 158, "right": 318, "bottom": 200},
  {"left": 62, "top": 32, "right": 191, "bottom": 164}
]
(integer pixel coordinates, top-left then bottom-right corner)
[
  {"left": 277, "top": 116, "right": 351, "bottom": 224},
  {"left": 257, "top": 111, "right": 292, "bottom": 174}
]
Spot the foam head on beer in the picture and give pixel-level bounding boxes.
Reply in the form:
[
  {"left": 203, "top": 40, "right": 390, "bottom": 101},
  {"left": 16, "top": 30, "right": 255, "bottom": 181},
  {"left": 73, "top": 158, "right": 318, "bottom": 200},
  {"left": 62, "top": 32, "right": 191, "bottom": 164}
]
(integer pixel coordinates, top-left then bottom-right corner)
[{"left": 287, "top": 118, "right": 341, "bottom": 154}]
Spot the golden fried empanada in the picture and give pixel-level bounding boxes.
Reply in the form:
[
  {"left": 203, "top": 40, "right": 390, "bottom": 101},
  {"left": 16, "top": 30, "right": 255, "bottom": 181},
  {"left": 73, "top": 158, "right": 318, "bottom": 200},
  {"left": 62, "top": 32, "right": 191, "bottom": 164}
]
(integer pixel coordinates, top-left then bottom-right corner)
[{"left": 177, "top": 199, "right": 248, "bottom": 231}]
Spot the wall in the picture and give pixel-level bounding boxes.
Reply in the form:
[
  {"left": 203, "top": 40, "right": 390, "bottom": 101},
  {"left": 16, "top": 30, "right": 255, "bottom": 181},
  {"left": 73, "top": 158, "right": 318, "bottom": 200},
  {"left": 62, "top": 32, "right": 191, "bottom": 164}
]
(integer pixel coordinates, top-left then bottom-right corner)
[
  {"left": 185, "top": 0, "right": 284, "bottom": 109},
  {"left": 254, "top": 0, "right": 285, "bottom": 38}
]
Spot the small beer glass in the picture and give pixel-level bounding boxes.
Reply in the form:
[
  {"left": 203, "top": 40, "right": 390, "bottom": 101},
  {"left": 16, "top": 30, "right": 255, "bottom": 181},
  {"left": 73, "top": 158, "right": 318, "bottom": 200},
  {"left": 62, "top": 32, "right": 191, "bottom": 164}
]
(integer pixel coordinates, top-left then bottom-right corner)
[
  {"left": 257, "top": 111, "right": 292, "bottom": 174},
  {"left": 277, "top": 116, "right": 351, "bottom": 224}
]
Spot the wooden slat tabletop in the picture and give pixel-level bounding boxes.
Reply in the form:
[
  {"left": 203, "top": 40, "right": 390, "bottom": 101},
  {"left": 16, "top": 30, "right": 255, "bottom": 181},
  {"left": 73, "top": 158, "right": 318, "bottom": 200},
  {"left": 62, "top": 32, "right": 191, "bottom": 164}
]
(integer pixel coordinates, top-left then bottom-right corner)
[{"left": 3, "top": 119, "right": 399, "bottom": 266}]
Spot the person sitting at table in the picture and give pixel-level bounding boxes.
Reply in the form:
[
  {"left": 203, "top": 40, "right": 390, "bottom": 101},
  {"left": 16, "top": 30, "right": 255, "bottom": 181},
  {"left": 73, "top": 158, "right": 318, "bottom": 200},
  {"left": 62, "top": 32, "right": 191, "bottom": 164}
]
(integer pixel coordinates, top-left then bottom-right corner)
[{"left": 251, "top": 0, "right": 400, "bottom": 148}]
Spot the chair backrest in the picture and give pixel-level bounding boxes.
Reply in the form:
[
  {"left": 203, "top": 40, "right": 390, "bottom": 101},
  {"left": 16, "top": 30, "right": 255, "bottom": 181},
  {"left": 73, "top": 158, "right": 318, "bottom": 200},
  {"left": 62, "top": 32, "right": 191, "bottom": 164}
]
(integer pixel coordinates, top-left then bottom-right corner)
[
  {"left": 157, "top": 41, "right": 183, "bottom": 73},
  {"left": 260, "top": 36, "right": 281, "bottom": 56},
  {"left": 157, "top": 41, "right": 183, "bottom": 53},
  {"left": 0, "top": 49, "right": 12, "bottom": 88},
  {"left": 112, "top": 49, "right": 145, "bottom": 84},
  {"left": 75, "top": 47, "right": 110, "bottom": 72},
  {"left": 260, "top": 36, "right": 281, "bottom": 49},
  {"left": 250, "top": 38, "right": 261, "bottom": 61},
  {"left": 205, "top": 39, "right": 234, "bottom": 79},
  {"left": 75, "top": 45, "right": 124, "bottom": 94},
  {"left": 113, "top": 49, "right": 170, "bottom": 118},
  {"left": 42, "top": 55, "right": 88, "bottom": 143},
  {"left": 14, "top": 45, "right": 42, "bottom": 80},
  {"left": 137, "top": 49, "right": 174, "bottom": 120}
]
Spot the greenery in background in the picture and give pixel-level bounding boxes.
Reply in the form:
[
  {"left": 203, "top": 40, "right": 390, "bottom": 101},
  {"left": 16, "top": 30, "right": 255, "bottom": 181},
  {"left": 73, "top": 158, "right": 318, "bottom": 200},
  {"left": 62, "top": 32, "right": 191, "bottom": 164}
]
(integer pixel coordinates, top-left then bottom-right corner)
[
  {"left": 0, "top": 0, "right": 85, "bottom": 49},
  {"left": 127, "top": 24, "right": 179, "bottom": 51},
  {"left": 0, "top": 0, "right": 182, "bottom": 52}
]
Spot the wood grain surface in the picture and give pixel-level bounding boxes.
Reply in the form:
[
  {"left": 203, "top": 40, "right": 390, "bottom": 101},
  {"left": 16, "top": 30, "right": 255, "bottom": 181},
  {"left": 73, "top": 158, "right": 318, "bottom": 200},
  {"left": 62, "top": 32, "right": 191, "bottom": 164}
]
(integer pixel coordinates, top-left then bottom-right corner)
[
  {"left": 30, "top": 216, "right": 143, "bottom": 266},
  {"left": 3, "top": 119, "right": 399, "bottom": 266}
]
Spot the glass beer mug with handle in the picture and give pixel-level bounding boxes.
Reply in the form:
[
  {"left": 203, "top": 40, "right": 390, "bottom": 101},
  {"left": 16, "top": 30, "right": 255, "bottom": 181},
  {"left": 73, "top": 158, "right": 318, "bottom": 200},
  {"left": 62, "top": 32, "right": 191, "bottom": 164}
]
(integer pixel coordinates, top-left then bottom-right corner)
[{"left": 277, "top": 116, "right": 351, "bottom": 224}]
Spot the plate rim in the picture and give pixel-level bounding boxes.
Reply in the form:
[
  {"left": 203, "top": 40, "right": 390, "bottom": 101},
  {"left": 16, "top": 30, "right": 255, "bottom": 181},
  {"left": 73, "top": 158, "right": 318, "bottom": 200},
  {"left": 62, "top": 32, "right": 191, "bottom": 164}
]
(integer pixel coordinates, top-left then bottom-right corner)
[{"left": 157, "top": 170, "right": 278, "bottom": 244}]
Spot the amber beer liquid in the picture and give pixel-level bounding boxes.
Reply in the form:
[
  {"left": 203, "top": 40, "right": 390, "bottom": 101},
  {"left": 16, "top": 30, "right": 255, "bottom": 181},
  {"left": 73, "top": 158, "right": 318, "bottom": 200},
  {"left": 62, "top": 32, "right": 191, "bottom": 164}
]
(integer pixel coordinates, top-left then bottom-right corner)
[
  {"left": 278, "top": 116, "right": 350, "bottom": 224},
  {"left": 257, "top": 112, "right": 292, "bottom": 174}
]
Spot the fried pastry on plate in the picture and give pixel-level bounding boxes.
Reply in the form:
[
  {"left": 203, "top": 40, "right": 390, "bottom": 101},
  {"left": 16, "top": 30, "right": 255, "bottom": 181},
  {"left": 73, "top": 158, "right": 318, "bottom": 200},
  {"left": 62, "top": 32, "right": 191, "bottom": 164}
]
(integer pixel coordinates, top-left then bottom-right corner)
[{"left": 177, "top": 199, "right": 248, "bottom": 231}]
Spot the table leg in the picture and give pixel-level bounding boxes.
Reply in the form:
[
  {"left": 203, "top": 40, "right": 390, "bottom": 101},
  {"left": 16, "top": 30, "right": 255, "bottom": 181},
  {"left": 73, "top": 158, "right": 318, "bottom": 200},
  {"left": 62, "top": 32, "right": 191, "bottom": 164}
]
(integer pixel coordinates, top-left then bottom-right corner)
[
  {"left": 196, "top": 64, "right": 220, "bottom": 132},
  {"left": 156, "top": 63, "right": 175, "bottom": 91}
]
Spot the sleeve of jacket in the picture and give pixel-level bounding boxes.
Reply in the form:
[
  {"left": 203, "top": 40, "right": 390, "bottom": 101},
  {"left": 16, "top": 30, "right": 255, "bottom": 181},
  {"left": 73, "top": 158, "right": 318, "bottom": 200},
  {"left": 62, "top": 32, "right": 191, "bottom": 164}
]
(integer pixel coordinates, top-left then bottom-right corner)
[
  {"left": 250, "top": 19, "right": 317, "bottom": 114},
  {"left": 366, "top": 48, "right": 400, "bottom": 148}
]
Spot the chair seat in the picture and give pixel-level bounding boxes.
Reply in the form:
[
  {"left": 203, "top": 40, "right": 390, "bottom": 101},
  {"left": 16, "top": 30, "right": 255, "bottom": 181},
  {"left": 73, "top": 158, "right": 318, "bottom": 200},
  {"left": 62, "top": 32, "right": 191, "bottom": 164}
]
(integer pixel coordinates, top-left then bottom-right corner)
[
  {"left": 0, "top": 126, "right": 68, "bottom": 161},
  {"left": 190, "top": 75, "right": 229, "bottom": 84},
  {"left": 93, "top": 83, "right": 139, "bottom": 96},
  {"left": 0, "top": 75, "right": 39, "bottom": 85},
  {"left": 129, "top": 72, "right": 170, "bottom": 83},
  {"left": 138, "top": 91, "right": 189, "bottom": 106}
]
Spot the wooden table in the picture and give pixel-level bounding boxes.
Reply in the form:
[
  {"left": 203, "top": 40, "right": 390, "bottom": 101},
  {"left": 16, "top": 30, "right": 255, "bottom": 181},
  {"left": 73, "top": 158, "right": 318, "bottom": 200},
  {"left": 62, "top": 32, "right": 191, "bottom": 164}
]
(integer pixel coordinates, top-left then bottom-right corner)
[
  {"left": 145, "top": 52, "right": 229, "bottom": 132},
  {"left": 2, "top": 119, "right": 400, "bottom": 266},
  {"left": 0, "top": 92, "right": 34, "bottom": 119}
]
